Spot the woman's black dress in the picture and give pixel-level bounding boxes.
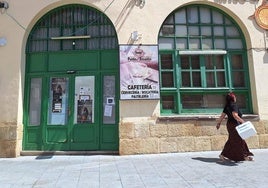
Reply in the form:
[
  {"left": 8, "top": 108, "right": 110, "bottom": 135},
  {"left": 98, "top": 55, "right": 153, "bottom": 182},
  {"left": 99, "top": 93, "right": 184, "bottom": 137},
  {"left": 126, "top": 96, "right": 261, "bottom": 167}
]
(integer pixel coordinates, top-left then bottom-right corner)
[{"left": 221, "top": 103, "right": 254, "bottom": 161}]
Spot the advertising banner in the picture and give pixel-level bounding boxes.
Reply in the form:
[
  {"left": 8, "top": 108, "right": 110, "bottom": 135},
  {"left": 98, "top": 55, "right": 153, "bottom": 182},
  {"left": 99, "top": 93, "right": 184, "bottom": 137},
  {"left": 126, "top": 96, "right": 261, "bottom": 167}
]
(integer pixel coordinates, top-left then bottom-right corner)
[{"left": 120, "top": 45, "right": 160, "bottom": 100}]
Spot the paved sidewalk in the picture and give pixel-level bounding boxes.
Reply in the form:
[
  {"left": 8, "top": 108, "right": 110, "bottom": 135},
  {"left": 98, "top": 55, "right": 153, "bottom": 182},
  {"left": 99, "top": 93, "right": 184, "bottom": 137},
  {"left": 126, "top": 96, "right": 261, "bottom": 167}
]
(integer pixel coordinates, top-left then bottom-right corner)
[{"left": 0, "top": 149, "right": 268, "bottom": 188}]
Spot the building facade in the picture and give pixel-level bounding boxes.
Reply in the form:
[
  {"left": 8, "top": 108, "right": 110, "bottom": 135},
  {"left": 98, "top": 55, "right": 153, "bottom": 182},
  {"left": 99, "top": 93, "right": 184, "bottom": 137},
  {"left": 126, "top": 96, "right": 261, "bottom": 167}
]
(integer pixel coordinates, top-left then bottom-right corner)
[{"left": 0, "top": 0, "right": 268, "bottom": 157}]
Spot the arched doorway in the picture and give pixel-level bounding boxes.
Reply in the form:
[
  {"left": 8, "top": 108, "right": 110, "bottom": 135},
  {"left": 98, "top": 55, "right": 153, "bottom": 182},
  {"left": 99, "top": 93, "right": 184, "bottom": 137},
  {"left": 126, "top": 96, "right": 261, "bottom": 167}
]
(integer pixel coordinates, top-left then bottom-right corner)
[{"left": 23, "top": 4, "right": 119, "bottom": 151}]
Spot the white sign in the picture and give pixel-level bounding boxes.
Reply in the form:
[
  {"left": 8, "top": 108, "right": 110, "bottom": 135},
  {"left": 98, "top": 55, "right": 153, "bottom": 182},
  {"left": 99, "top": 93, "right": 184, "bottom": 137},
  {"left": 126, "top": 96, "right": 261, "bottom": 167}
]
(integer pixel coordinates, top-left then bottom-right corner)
[
  {"left": 104, "top": 105, "right": 113, "bottom": 117},
  {"left": 120, "top": 45, "right": 160, "bottom": 100}
]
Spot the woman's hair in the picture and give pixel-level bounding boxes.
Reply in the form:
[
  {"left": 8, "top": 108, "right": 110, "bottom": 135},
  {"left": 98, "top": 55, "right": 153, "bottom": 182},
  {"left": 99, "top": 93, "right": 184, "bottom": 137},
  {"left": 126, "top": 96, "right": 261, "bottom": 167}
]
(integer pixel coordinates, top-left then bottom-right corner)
[{"left": 225, "top": 92, "right": 236, "bottom": 105}]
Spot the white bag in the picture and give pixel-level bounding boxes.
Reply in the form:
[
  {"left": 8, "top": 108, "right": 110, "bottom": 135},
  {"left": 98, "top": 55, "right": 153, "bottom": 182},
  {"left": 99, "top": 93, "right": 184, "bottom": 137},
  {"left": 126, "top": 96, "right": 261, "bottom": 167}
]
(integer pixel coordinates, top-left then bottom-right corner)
[{"left": 235, "top": 121, "right": 257, "bottom": 139}]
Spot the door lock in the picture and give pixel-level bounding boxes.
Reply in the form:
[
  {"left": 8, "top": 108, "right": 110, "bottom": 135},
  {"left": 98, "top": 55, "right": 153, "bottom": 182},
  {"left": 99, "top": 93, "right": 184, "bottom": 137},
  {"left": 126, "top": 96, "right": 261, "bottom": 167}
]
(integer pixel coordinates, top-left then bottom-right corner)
[{"left": 67, "top": 70, "right": 76, "bottom": 74}]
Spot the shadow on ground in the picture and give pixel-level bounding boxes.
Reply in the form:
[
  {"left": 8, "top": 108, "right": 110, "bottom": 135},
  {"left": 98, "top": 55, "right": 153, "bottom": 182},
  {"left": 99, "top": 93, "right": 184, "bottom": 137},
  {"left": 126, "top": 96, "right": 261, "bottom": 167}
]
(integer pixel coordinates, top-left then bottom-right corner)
[
  {"left": 192, "top": 157, "right": 240, "bottom": 166},
  {"left": 35, "top": 155, "right": 54, "bottom": 160}
]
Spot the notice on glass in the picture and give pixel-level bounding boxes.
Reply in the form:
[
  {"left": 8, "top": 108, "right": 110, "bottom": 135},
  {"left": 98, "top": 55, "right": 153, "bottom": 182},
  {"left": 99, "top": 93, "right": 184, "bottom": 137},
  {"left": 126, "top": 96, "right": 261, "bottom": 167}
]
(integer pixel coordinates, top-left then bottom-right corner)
[
  {"left": 104, "top": 105, "right": 113, "bottom": 117},
  {"left": 120, "top": 45, "right": 160, "bottom": 100}
]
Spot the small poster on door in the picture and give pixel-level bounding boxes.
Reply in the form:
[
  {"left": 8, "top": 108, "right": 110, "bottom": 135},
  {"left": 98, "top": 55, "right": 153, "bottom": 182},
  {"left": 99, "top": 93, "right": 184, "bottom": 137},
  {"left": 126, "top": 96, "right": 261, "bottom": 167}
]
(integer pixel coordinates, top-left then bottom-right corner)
[
  {"left": 51, "top": 78, "right": 67, "bottom": 113},
  {"left": 104, "top": 105, "right": 113, "bottom": 117},
  {"left": 77, "top": 99, "right": 92, "bottom": 123}
]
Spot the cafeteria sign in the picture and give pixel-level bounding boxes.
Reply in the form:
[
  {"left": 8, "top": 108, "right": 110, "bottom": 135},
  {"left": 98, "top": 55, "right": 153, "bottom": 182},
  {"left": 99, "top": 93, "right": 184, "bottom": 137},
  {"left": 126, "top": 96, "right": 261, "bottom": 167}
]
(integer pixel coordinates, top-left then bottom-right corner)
[{"left": 120, "top": 45, "right": 160, "bottom": 100}]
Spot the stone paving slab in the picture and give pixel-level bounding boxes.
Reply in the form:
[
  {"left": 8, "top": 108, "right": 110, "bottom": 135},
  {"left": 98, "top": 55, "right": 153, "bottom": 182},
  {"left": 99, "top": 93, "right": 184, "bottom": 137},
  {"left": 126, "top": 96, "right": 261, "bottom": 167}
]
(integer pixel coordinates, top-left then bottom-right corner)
[{"left": 0, "top": 149, "right": 268, "bottom": 188}]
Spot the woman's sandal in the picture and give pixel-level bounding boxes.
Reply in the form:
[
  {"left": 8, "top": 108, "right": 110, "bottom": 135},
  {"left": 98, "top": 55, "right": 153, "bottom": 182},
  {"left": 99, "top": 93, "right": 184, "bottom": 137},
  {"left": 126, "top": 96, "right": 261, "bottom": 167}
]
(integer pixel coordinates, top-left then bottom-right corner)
[
  {"left": 219, "top": 155, "right": 227, "bottom": 161},
  {"left": 244, "top": 156, "right": 254, "bottom": 161}
]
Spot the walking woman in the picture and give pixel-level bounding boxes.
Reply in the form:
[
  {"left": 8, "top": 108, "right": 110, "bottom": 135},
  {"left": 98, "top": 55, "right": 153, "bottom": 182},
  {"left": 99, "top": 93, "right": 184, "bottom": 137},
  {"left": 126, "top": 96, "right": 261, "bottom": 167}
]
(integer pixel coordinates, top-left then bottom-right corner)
[{"left": 216, "top": 92, "right": 254, "bottom": 161}]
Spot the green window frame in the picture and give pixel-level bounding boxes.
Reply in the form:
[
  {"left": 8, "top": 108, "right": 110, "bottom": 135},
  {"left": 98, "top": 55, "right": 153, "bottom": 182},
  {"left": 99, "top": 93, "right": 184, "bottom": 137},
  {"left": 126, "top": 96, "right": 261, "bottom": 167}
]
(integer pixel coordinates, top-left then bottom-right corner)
[
  {"left": 27, "top": 4, "right": 117, "bottom": 53},
  {"left": 159, "top": 5, "right": 252, "bottom": 115}
]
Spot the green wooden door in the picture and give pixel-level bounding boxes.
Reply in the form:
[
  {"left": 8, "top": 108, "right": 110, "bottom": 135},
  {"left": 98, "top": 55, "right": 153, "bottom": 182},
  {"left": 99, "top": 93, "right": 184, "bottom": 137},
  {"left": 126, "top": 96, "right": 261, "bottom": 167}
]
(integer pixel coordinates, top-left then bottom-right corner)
[
  {"left": 23, "top": 71, "right": 118, "bottom": 151},
  {"left": 45, "top": 74, "right": 99, "bottom": 151},
  {"left": 23, "top": 4, "right": 119, "bottom": 151}
]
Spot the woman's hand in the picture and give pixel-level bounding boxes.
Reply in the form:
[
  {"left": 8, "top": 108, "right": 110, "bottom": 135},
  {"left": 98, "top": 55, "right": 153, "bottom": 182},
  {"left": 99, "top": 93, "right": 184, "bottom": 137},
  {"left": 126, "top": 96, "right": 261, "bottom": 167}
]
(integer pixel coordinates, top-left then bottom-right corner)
[
  {"left": 216, "top": 112, "right": 226, "bottom": 130},
  {"left": 216, "top": 123, "right": 220, "bottom": 130}
]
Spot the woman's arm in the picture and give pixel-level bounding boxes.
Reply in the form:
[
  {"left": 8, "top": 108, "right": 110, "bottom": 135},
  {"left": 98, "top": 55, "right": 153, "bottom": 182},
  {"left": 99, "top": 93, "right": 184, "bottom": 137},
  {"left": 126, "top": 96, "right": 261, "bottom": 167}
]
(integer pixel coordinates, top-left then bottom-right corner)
[
  {"left": 232, "top": 111, "right": 245, "bottom": 124},
  {"left": 216, "top": 112, "right": 226, "bottom": 129}
]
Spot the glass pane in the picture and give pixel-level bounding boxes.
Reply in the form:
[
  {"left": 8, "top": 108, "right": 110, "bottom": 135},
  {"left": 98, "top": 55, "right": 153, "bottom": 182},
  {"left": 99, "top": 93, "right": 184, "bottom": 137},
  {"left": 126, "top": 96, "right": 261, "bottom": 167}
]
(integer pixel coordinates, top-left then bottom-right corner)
[
  {"left": 227, "top": 39, "right": 243, "bottom": 49},
  {"left": 74, "top": 76, "right": 94, "bottom": 124},
  {"left": 206, "top": 72, "right": 215, "bottom": 87},
  {"left": 29, "top": 78, "right": 42, "bottom": 126},
  {"left": 181, "top": 56, "right": 190, "bottom": 69},
  {"left": 74, "top": 39, "right": 85, "bottom": 50},
  {"left": 182, "top": 94, "right": 225, "bottom": 108},
  {"left": 187, "top": 7, "right": 198, "bottom": 23},
  {"left": 176, "top": 38, "right": 187, "bottom": 49},
  {"left": 63, "top": 28, "right": 72, "bottom": 36},
  {"left": 48, "top": 41, "right": 60, "bottom": 51},
  {"left": 161, "top": 72, "right": 174, "bottom": 87},
  {"left": 189, "top": 26, "right": 199, "bottom": 35},
  {"left": 214, "top": 39, "right": 225, "bottom": 49},
  {"left": 48, "top": 78, "right": 69, "bottom": 125},
  {"left": 203, "top": 94, "right": 225, "bottom": 108},
  {"left": 233, "top": 72, "right": 245, "bottom": 87},
  {"left": 75, "top": 27, "right": 86, "bottom": 36},
  {"left": 217, "top": 72, "right": 226, "bottom": 87},
  {"left": 205, "top": 56, "right": 213, "bottom": 69},
  {"left": 193, "top": 72, "right": 201, "bottom": 87},
  {"left": 182, "top": 72, "right": 190, "bottom": 87},
  {"left": 100, "top": 25, "right": 115, "bottom": 35},
  {"left": 162, "top": 95, "right": 175, "bottom": 110},
  {"left": 158, "top": 38, "right": 174, "bottom": 49},
  {"left": 87, "top": 25, "right": 99, "bottom": 37},
  {"left": 202, "top": 39, "right": 213, "bottom": 49},
  {"left": 103, "top": 76, "right": 116, "bottom": 124},
  {"left": 74, "top": 8, "right": 86, "bottom": 24},
  {"left": 201, "top": 26, "right": 211, "bottom": 36},
  {"left": 215, "top": 55, "right": 224, "bottom": 69},
  {"left": 200, "top": 7, "right": 211, "bottom": 23},
  {"left": 189, "top": 38, "right": 200, "bottom": 49},
  {"left": 161, "top": 25, "right": 175, "bottom": 36},
  {"left": 175, "top": 9, "right": 186, "bottom": 24},
  {"left": 161, "top": 54, "right": 173, "bottom": 69},
  {"left": 62, "top": 8, "right": 73, "bottom": 25},
  {"left": 225, "top": 19, "right": 231, "bottom": 25},
  {"left": 87, "top": 38, "right": 99, "bottom": 49},
  {"left": 191, "top": 56, "right": 200, "bottom": 69},
  {"left": 212, "top": 11, "right": 223, "bottom": 24},
  {"left": 231, "top": 55, "right": 243, "bottom": 69},
  {"left": 214, "top": 26, "right": 224, "bottom": 36},
  {"left": 176, "top": 25, "right": 187, "bottom": 36},
  {"left": 33, "top": 40, "right": 47, "bottom": 52},
  {"left": 34, "top": 28, "right": 47, "bottom": 39},
  {"left": 62, "top": 40, "right": 73, "bottom": 50},
  {"left": 226, "top": 26, "right": 239, "bottom": 37},
  {"left": 164, "top": 16, "right": 174, "bottom": 24},
  {"left": 49, "top": 28, "right": 60, "bottom": 37},
  {"left": 182, "top": 94, "right": 202, "bottom": 108},
  {"left": 100, "top": 38, "right": 117, "bottom": 49}
]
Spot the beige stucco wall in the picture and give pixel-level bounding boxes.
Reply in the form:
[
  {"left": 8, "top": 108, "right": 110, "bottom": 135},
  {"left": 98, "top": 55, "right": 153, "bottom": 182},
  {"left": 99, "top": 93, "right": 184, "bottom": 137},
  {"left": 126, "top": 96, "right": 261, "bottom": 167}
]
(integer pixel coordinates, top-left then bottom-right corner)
[{"left": 0, "top": 0, "right": 268, "bottom": 157}]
